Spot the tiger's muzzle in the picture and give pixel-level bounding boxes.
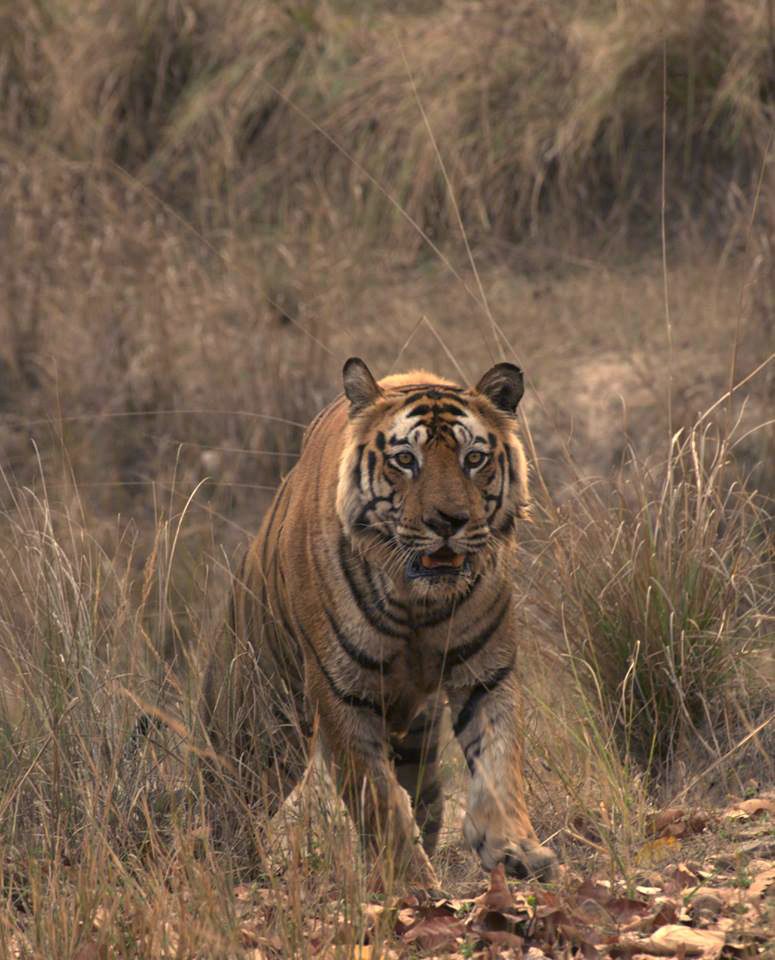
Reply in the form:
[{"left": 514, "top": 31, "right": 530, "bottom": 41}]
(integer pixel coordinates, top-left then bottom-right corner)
[{"left": 405, "top": 545, "right": 470, "bottom": 581}]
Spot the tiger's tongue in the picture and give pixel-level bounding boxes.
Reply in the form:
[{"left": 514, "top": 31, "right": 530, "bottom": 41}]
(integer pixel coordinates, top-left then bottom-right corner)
[{"left": 420, "top": 549, "right": 465, "bottom": 570}]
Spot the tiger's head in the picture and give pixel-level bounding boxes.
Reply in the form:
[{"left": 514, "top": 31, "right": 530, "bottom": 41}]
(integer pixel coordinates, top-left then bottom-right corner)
[{"left": 336, "top": 358, "right": 529, "bottom": 597}]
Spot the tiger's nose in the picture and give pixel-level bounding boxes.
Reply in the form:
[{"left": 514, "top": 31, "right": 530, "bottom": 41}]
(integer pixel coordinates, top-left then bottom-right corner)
[{"left": 424, "top": 508, "right": 469, "bottom": 536}]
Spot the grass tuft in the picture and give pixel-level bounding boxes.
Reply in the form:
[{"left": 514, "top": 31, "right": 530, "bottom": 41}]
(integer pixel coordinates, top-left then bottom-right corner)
[{"left": 541, "top": 422, "right": 773, "bottom": 782}]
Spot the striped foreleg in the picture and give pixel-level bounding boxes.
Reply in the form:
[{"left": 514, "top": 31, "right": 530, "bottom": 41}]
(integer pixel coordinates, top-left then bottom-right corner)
[
  {"left": 314, "top": 695, "right": 441, "bottom": 891},
  {"left": 447, "top": 663, "right": 557, "bottom": 881},
  {"left": 390, "top": 703, "right": 445, "bottom": 856}
]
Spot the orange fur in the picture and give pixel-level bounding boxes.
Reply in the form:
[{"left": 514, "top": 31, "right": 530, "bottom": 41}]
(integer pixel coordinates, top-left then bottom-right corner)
[{"left": 203, "top": 359, "right": 557, "bottom": 888}]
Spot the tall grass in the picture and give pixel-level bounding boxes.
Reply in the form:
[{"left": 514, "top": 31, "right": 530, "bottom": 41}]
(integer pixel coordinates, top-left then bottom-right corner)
[
  {"left": 538, "top": 422, "right": 773, "bottom": 784},
  {"left": 0, "top": 0, "right": 774, "bottom": 953},
  {"left": 2, "top": 0, "right": 772, "bottom": 240},
  {"left": 0, "top": 477, "right": 393, "bottom": 956}
]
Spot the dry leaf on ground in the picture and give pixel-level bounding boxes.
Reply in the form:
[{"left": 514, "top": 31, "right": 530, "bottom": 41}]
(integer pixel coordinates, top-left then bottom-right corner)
[
  {"left": 637, "top": 835, "right": 680, "bottom": 866},
  {"left": 647, "top": 807, "right": 710, "bottom": 839},
  {"left": 641, "top": 923, "right": 726, "bottom": 958},
  {"left": 401, "top": 913, "right": 467, "bottom": 951},
  {"left": 748, "top": 863, "right": 775, "bottom": 900},
  {"left": 723, "top": 798, "right": 775, "bottom": 820}
]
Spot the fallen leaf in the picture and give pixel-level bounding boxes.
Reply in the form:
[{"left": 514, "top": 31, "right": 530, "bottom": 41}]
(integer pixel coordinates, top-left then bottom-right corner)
[
  {"left": 647, "top": 807, "right": 686, "bottom": 836},
  {"left": 623, "top": 899, "right": 679, "bottom": 934},
  {"left": 724, "top": 798, "right": 775, "bottom": 819},
  {"left": 662, "top": 862, "right": 700, "bottom": 893},
  {"left": 637, "top": 836, "right": 680, "bottom": 866},
  {"left": 477, "top": 928, "right": 524, "bottom": 949},
  {"left": 239, "top": 926, "right": 284, "bottom": 955},
  {"left": 687, "top": 891, "right": 725, "bottom": 919},
  {"left": 477, "top": 863, "right": 513, "bottom": 912},
  {"left": 748, "top": 864, "right": 775, "bottom": 900},
  {"left": 691, "top": 885, "right": 744, "bottom": 907},
  {"left": 472, "top": 905, "right": 530, "bottom": 940},
  {"left": 648, "top": 808, "right": 709, "bottom": 838},
  {"left": 605, "top": 897, "right": 653, "bottom": 924},
  {"left": 395, "top": 907, "right": 417, "bottom": 932},
  {"left": 402, "top": 914, "right": 466, "bottom": 951},
  {"left": 575, "top": 877, "right": 617, "bottom": 903},
  {"left": 646, "top": 924, "right": 726, "bottom": 958}
]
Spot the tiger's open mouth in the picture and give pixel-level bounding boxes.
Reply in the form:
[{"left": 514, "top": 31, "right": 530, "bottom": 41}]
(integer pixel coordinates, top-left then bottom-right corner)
[{"left": 406, "top": 546, "right": 468, "bottom": 580}]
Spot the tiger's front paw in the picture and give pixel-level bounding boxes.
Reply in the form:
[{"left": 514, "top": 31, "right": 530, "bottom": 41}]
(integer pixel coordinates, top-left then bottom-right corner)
[
  {"left": 501, "top": 838, "right": 558, "bottom": 882},
  {"left": 464, "top": 815, "right": 558, "bottom": 882}
]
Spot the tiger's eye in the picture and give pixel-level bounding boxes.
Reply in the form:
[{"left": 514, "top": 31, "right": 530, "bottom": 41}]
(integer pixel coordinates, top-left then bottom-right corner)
[
  {"left": 395, "top": 451, "right": 416, "bottom": 469},
  {"left": 465, "top": 450, "right": 486, "bottom": 469}
]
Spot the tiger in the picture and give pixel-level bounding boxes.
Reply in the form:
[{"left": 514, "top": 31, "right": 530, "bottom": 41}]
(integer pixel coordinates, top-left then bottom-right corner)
[{"left": 202, "top": 357, "right": 558, "bottom": 890}]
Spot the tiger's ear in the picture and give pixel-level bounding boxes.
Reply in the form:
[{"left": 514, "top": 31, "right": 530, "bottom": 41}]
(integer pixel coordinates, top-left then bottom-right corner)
[
  {"left": 343, "top": 357, "right": 383, "bottom": 414},
  {"left": 475, "top": 362, "right": 524, "bottom": 414}
]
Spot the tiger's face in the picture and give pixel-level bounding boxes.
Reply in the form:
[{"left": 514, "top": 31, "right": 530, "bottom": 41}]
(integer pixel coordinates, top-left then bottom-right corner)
[{"left": 337, "top": 359, "right": 529, "bottom": 596}]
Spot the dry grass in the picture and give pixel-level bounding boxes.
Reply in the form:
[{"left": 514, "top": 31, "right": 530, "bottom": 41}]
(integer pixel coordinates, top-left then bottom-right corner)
[
  {"left": 3, "top": 0, "right": 773, "bottom": 240},
  {"left": 1, "top": 0, "right": 774, "bottom": 955},
  {"left": 535, "top": 426, "right": 773, "bottom": 777}
]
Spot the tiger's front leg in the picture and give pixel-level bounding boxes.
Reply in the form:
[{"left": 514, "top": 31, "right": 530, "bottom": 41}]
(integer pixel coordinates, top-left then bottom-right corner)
[
  {"left": 447, "top": 662, "right": 558, "bottom": 882},
  {"left": 315, "top": 698, "right": 441, "bottom": 893}
]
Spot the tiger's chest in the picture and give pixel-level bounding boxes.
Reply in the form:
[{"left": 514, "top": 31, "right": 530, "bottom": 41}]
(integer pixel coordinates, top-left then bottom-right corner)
[{"left": 379, "top": 639, "right": 446, "bottom": 733}]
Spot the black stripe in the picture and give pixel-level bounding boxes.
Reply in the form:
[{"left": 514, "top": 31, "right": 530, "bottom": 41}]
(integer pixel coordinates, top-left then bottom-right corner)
[
  {"left": 338, "top": 537, "right": 411, "bottom": 639},
  {"left": 452, "top": 659, "right": 514, "bottom": 738},
  {"left": 290, "top": 617, "right": 383, "bottom": 716},
  {"left": 422, "top": 817, "right": 443, "bottom": 838},
  {"left": 497, "top": 514, "right": 516, "bottom": 536},
  {"left": 361, "top": 558, "right": 410, "bottom": 625},
  {"left": 308, "top": 539, "right": 397, "bottom": 672},
  {"left": 311, "top": 651, "right": 383, "bottom": 716},
  {"left": 504, "top": 444, "right": 517, "bottom": 484},
  {"left": 444, "top": 594, "right": 509, "bottom": 670},
  {"left": 438, "top": 403, "right": 466, "bottom": 417},
  {"left": 414, "top": 574, "right": 482, "bottom": 627},
  {"left": 408, "top": 404, "right": 432, "bottom": 417},
  {"left": 398, "top": 387, "right": 465, "bottom": 405},
  {"left": 366, "top": 450, "right": 377, "bottom": 493},
  {"left": 352, "top": 443, "right": 366, "bottom": 488},
  {"left": 464, "top": 732, "right": 484, "bottom": 773},
  {"left": 485, "top": 458, "right": 506, "bottom": 514},
  {"left": 323, "top": 605, "right": 393, "bottom": 672},
  {"left": 354, "top": 493, "right": 395, "bottom": 530},
  {"left": 417, "top": 779, "right": 442, "bottom": 808}
]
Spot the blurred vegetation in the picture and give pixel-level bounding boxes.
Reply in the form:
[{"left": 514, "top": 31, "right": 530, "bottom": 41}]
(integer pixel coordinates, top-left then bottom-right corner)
[
  {"left": 0, "top": 3, "right": 773, "bottom": 951},
  {"left": 2, "top": 0, "right": 773, "bottom": 243}
]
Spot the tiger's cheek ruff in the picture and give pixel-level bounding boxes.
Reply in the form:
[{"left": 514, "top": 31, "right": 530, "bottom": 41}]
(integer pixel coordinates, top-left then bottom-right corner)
[{"left": 337, "top": 423, "right": 404, "bottom": 540}]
